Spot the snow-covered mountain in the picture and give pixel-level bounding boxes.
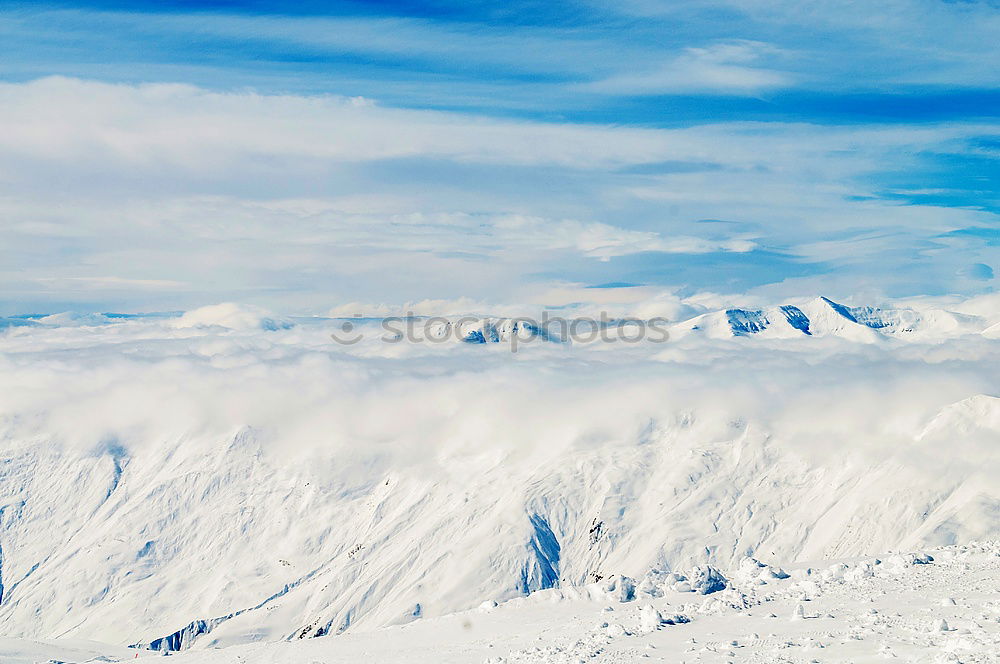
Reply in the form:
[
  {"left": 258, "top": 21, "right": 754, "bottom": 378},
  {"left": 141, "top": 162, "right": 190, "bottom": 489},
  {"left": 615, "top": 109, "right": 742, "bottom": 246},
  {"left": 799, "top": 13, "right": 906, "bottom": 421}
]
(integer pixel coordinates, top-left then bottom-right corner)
[
  {"left": 672, "top": 296, "right": 991, "bottom": 341},
  {"left": 346, "top": 294, "right": 995, "bottom": 345},
  {"left": 8, "top": 540, "right": 999, "bottom": 664},
  {"left": 0, "top": 296, "right": 997, "bottom": 655}
]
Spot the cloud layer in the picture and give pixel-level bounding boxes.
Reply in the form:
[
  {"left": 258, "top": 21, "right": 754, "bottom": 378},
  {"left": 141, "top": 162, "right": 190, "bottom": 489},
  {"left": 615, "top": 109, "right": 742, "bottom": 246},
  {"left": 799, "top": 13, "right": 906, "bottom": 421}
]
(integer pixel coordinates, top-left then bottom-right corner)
[{"left": 0, "top": 76, "right": 996, "bottom": 314}]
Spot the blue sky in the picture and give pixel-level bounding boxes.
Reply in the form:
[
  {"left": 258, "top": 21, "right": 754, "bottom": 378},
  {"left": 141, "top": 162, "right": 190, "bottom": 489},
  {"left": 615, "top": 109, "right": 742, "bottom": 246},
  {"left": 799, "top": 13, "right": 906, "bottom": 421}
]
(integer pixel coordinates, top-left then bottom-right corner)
[{"left": 0, "top": 0, "right": 997, "bottom": 314}]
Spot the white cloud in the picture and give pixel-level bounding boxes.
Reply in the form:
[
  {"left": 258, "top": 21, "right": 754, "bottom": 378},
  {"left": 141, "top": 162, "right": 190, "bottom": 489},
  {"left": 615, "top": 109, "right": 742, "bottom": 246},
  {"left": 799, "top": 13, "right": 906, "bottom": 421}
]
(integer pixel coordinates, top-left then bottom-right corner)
[
  {"left": 0, "top": 77, "right": 682, "bottom": 171},
  {"left": 488, "top": 215, "right": 756, "bottom": 258},
  {"left": 584, "top": 41, "right": 792, "bottom": 95},
  {"left": 29, "top": 276, "right": 189, "bottom": 291},
  {"left": 600, "top": 0, "right": 1000, "bottom": 89},
  {"left": 3, "top": 77, "right": 991, "bottom": 178}
]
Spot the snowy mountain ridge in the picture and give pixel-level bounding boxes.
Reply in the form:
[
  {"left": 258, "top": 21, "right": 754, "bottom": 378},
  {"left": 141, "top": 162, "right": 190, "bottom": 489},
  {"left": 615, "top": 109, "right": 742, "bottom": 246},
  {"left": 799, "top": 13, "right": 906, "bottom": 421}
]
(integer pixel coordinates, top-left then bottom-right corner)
[
  {"left": 673, "top": 295, "right": 991, "bottom": 342},
  {"left": 2, "top": 294, "right": 995, "bottom": 346}
]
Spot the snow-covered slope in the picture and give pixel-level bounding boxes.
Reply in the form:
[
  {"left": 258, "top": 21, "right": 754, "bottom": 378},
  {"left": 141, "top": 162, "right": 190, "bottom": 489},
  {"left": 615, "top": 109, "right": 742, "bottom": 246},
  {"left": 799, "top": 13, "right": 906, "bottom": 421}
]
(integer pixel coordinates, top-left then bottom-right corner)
[
  {"left": 5, "top": 540, "right": 999, "bottom": 663},
  {"left": 0, "top": 296, "right": 997, "bottom": 655}
]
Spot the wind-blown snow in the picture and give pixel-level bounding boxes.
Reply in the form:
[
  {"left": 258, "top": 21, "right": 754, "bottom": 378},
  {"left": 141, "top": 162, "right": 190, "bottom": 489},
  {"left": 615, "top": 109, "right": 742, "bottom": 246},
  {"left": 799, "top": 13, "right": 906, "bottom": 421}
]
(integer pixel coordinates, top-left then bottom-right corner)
[{"left": 0, "top": 294, "right": 997, "bottom": 654}]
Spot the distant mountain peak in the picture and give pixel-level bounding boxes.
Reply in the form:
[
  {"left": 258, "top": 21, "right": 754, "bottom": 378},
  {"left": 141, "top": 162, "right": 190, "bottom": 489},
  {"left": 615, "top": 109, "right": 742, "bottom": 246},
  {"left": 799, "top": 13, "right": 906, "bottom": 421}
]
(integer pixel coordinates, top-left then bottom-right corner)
[{"left": 678, "top": 296, "right": 990, "bottom": 342}]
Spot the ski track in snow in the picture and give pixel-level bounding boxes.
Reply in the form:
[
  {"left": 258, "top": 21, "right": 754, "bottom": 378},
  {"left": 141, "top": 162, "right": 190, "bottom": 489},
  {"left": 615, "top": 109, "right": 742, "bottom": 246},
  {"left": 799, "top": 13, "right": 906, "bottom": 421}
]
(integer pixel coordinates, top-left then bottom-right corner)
[{"left": 0, "top": 295, "right": 998, "bottom": 661}]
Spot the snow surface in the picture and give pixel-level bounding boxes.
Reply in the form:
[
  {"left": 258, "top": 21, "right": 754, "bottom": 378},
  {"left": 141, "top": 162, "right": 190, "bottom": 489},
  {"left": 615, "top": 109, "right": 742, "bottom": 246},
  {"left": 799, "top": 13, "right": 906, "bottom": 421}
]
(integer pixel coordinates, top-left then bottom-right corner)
[
  {"left": 4, "top": 541, "right": 999, "bottom": 662},
  {"left": 0, "top": 295, "right": 998, "bottom": 660}
]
